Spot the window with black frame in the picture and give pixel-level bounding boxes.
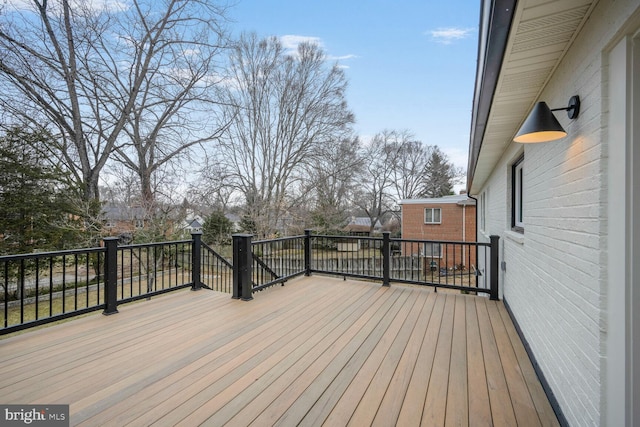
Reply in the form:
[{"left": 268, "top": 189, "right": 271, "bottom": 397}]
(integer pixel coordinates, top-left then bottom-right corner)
[{"left": 511, "top": 155, "right": 524, "bottom": 232}]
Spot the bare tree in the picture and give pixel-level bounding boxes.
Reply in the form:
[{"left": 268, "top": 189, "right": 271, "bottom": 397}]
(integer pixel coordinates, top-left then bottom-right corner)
[
  {"left": 0, "top": 0, "right": 230, "bottom": 212},
  {"left": 391, "top": 135, "right": 434, "bottom": 200},
  {"left": 112, "top": 0, "right": 231, "bottom": 209},
  {"left": 354, "top": 130, "right": 404, "bottom": 234},
  {"left": 305, "top": 135, "right": 362, "bottom": 232},
  {"left": 190, "top": 158, "right": 236, "bottom": 212},
  {"left": 217, "top": 33, "right": 354, "bottom": 237},
  {"left": 103, "top": 154, "right": 192, "bottom": 241}
]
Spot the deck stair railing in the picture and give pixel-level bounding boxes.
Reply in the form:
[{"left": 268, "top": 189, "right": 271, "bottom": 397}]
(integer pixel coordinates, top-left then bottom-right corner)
[{"left": 200, "top": 241, "right": 233, "bottom": 294}]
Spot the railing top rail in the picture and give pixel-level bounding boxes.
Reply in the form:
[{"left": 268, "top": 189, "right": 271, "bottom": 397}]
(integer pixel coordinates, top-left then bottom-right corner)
[
  {"left": 310, "top": 234, "right": 380, "bottom": 241},
  {"left": 0, "top": 246, "right": 105, "bottom": 262},
  {"left": 118, "top": 239, "right": 192, "bottom": 249},
  {"left": 390, "top": 237, "right": 491, "bottom": 247},
  {"left": 308, "top": 234, "right": 490, "bottom": 247},
  {"left": 252, "top": 235, "right": 305, "bottom": 245}
]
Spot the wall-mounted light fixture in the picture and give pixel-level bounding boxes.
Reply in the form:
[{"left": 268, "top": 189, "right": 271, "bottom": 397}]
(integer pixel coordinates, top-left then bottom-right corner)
[{"left": 513, "top": 95, "right": 580, "bottom": 143}]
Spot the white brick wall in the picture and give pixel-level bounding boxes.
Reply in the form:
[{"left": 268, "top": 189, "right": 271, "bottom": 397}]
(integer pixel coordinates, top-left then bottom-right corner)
[{"left": 477, "top": 0, "right": 640, "bottom": 425}]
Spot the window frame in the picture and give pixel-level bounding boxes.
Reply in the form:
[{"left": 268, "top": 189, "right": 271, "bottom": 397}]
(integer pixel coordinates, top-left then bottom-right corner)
[
  {"left": 511, "top": 155, "right": 525, "bottom": 232},
  {"left": 424, "top": 207, "right": 442, "bottom": 224},
  {"left": 423, "top": 242, "right": 443, "bottom": 258},
  {"left": 480, "top": 191, "right": 486, "bottom": 232}
]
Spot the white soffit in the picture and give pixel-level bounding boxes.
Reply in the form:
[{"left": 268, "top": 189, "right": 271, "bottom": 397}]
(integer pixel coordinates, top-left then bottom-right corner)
[{"left": 471, "top": 0, "right": 597, "bottom": 193}]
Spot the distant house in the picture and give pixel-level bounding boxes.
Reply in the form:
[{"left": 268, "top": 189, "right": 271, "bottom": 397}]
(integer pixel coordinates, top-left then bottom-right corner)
[
  {"left": 182, "top": 217, "right": 203, "bottom": 237},
  {"left": 343, "top": 217, "right": 382, "bottom": 236},
  {"left": 102, "top": 204, "right": 149, "bottom": 240},
  {"left": 102, "top": 204, "right": 178, "bottom": 241},
  {"left": 399, "top": 194, "right": 476, "bottom": 269}
]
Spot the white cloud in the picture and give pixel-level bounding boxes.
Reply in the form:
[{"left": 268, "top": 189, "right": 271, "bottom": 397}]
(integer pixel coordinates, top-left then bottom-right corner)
[
  {"left": 279, "top": 35, "right": 324, "bottom": 52},
  {"left": 428, "top": 27, "right": 475, "bottom": 44},
  {"left": 279, "top": 35, "right": 357, "bottom": 67},
  {"left": 328, "top": 54, "right": 358, "bottom": 61}
]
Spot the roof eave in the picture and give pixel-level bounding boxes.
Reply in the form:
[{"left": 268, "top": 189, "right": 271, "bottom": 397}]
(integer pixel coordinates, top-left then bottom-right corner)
[{"left": 467, "top": 0, "right": 517, "bottom": 194}]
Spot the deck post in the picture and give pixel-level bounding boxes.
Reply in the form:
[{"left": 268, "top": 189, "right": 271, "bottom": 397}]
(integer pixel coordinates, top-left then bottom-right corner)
[
  {"left": 103, "top": 237, "right": 119, "bottom": 315},
  {"left": 382, "top": 231, "right": 391, "bottom": 287},
  {"left": 232, "top": 234, "right": 254, "bottom": 301},
  {"left": 191, "top": 231, "right": 202, "bottom": 291},
  {"left": 489, "top": 235, "right": 500, "bottom": 300},
  {"left": 304, "top": 229, "right": 312, "bottom": 276}
]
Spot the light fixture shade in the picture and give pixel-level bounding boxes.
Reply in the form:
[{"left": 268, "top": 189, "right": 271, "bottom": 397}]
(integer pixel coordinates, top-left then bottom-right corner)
[{"left": 513, "top": 102, "right": 567, "bottom": 143}]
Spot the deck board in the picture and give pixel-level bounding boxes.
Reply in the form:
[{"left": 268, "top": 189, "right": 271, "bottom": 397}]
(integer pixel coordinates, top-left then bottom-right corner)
[
  {"left": 466, "top": 295, "right": 493, "bottom": 427},
  {"left": 371, "top": 290, "right": 434, "bottom": 427},
  {"left": 0, "top": 276, "right": 559, "bottom": 426},
  {"left": 445, "top": 293, "right": 469, "bottom": 427},
  {"left": 476, "top": 297, "right": 518, "bottom": 426},
  {"left": 395, "top": 289, "right": 446, "bottom": 425},
  {"left": 422, "top": 293, "right": 455, "bottom": 426}
]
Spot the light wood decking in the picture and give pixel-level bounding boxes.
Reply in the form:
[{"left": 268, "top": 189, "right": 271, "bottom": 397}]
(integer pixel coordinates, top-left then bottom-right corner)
[{"left": 0, "top": 276, "right": 558, "bottom": 426}]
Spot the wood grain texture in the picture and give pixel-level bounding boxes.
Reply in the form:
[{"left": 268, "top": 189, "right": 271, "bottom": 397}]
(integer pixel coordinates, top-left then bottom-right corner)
[{"left": 0, "top": 276, "right": 559, "bottom": 426}]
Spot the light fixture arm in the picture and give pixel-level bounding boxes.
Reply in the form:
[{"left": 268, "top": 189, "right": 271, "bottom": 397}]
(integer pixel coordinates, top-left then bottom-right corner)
[{"left": 550, "top": 95, "right": 580, "bottom": 119}]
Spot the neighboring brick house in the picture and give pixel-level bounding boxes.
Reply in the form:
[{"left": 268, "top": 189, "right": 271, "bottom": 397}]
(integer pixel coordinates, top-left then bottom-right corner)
[
  {"left": 399, "top": 194, "right": 476, "bottom": 270},
  {"left": 102, "top": 204, "right": 149, "bottom": 240},
  {"left": 101, "top": 204, "right": 177, "bottom": 241}
]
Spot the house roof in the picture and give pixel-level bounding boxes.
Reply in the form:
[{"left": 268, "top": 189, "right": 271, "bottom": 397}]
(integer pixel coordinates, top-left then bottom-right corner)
[
  {"left": 467, "top": 0, "right": 598, "bottom": 194},
  {"left": 343, "top": 217, "right": 382, "bottom": 233},
  {"left": 102, "top": 204, "right": 147, "bottom": 220},
  {"left": 348, "top": 217, "right": 376, "bottom": 227},
  {"left": 399, "top": 194, "right": 476, "bottom": 206},
  {"left": 187, "top": 218, "right": 202, "bottom": 229}
]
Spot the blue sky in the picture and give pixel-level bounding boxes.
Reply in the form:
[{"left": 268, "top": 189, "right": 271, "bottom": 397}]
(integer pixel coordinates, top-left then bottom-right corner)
[{"left": 228, "top": 0, "right": 480, "bottom": 174}]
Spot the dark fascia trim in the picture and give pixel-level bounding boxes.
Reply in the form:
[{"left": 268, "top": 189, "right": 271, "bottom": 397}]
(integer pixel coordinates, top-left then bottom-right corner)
[
  {"left": 502, "top": 298, "right": 569, "bottom": 427},
  {"left": 467, "top": 0, "right": 518, "bottom": 193}
]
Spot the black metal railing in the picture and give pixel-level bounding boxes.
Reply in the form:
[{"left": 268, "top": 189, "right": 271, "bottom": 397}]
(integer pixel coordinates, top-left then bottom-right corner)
[
  {"left": 231, "top": 231, "right": 499, "bottom": 301},
  {"left": 251, "top": 235, "right": 306, "bottom": 291},
  {"left": 388, "top": 237, "right": 491, "bottom": 293},
  {"left": 201, "top": 242, "right": 233, "bottom": 294},
  {"left": 1, "top": 232, "right": 233, "bottom": 335},
  {"left": 305, "top": 233, "right": 496, "bottom": 295},
  {"left": 2, "top": 230, "right": 499, "bottom": 334},
  {"left": 1, "top": 246, "right": 106, "bottom": 334},
  {"left": 310, "top": 234, "right": 385, "bottom": 282},
  {"left": 110, "top": 238, "right": 194, "bottom": 307}
]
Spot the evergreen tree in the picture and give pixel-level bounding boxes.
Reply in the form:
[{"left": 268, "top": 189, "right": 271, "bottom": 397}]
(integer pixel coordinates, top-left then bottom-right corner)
[
  {"left": 238, "top": 213, "right": 258, "bottom": 236},
  {"left": 0, "top": 128, "right": 82, "bottom": 254},
  {"left": 203, "top": 211, "right": 234, "bottom": 245},
  {"left": 419, "top": 146, "right": 462, "bottom": 198}
]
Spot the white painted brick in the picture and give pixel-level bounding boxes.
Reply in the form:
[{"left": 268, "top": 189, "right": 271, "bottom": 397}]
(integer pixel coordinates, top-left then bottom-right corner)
[{"left": 475, "top": 0, "right": 640, "bottom": 424}]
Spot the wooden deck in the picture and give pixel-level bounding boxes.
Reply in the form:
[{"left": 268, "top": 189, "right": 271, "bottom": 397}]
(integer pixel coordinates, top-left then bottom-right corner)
[{"left": 0, "top": 276, "right": 559, "bottom": 426}]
